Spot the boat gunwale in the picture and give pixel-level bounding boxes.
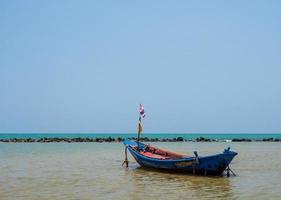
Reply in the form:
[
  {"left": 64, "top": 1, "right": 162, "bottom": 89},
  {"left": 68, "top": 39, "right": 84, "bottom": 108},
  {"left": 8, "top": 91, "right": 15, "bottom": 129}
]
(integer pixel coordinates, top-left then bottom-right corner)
[{"left": 127, "top": 144, "right": 227, "bottom": 162}]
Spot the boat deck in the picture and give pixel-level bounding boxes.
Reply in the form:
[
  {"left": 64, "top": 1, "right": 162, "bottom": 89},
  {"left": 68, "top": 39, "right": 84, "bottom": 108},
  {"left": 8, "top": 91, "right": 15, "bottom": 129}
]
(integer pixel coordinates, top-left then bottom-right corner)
[
  {"left": 139, "top": 151, "right": 168, "bottom": 159},
  {"left": 133, "top": 145, "right": 188, "bottom": 160}
]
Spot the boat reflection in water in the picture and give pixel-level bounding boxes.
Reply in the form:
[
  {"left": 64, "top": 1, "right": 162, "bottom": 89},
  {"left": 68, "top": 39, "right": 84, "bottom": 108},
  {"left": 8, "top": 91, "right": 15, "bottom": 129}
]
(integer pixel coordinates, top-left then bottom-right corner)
[{"left": 127, "top": 165, "right": 233, "bottom": 200}]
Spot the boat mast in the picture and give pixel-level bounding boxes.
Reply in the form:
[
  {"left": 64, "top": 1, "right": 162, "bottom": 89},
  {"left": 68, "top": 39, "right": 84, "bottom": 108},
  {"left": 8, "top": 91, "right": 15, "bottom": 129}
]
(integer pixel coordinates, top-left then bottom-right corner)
[
  {"left": 137, "top": 104, "right": 145, "bottom": 149},
  {"left": 137, "top": 115, "right": 142, "bottom": 149}
]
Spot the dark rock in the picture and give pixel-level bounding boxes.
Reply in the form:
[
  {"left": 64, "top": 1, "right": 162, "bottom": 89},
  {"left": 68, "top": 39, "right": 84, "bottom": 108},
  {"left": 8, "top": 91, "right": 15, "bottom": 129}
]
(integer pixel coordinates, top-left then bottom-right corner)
[
  {"left": 64, "top": 138, "right": 71, "bottom": 143},
  {"left": 105, "top": 137, "right": 115, "bottom": 142},
  {"left": 26, "top": 138, "right": 35, "bottom": 142},
  {"left": 263, "top": 138, "right": 274, "bottom": 142},
  {"left": 37, "top": 137, "right": 49, "bottom": 143},
  {"left": 85, "top": 138, "right": 94, "bottom": 142},
  {"left": 52, "top": 137, "right": 61, "bottom": 142},
  {"left": 196, "top": 137, "right": 211, "bottom": 142},
  {"left": 232, "top": 138, "right": 252, "bottom": 142},
  {"left": 96, "top": 138, "right": 104, "bottom": 142}
]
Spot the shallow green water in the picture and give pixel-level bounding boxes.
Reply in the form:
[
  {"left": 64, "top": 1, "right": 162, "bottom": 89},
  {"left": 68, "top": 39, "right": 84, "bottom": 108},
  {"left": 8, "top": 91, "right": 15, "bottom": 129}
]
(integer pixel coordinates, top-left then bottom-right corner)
[{"left": 0, "top": 142, "right": 281, "bottom": 200}]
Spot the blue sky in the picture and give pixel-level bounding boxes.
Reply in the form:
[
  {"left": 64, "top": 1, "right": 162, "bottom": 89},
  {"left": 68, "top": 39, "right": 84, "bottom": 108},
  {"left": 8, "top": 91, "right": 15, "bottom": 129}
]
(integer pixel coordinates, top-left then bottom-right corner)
[{"left": 0, "top": 1, "right": 281, "bottom": 133}]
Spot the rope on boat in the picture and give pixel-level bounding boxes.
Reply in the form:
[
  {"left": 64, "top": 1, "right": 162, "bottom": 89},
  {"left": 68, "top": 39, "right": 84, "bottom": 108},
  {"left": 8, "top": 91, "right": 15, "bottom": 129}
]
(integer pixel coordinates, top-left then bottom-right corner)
[
  {"left": 226, "top": 165, "right": 236, "bottom": 177},
  {"left": 122, "top": 146, "right": 129, "bottom": 167}
]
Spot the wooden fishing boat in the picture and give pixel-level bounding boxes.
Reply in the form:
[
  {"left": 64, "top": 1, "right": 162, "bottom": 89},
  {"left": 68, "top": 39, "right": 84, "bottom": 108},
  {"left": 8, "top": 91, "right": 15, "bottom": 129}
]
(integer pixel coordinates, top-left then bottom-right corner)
[
  {"left": 122, "top": 104, "right": 238, "bottom": 176},
  {"left": 123, "top": 139, "right": 237, "bottom": 176}
]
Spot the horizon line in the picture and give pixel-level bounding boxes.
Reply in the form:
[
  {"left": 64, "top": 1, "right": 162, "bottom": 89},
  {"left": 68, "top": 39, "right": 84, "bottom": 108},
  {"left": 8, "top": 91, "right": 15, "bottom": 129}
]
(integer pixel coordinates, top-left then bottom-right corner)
[{"left": 0, "top": 132, "right": 281, "bottom": 134}]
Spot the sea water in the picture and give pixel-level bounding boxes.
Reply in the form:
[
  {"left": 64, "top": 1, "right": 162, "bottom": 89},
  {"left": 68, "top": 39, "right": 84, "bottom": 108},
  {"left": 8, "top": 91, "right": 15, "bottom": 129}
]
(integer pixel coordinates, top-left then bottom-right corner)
[{"left": 0, "top": 141, "right": 281, "bottom": 200}]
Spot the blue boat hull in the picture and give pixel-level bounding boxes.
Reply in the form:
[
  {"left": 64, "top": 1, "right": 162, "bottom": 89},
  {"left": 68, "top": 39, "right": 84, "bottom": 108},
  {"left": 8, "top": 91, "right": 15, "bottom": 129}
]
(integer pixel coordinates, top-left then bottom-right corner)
[{"left": 124, "top": 140, "right": 237, "bottom": 176}]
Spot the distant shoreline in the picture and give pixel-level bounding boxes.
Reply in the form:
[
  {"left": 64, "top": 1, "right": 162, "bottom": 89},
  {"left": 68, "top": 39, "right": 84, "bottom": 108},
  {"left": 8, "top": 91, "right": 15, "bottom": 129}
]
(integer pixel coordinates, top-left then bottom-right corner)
[{"left": 0, "top": 136, "right": 280, "bottom": 143}]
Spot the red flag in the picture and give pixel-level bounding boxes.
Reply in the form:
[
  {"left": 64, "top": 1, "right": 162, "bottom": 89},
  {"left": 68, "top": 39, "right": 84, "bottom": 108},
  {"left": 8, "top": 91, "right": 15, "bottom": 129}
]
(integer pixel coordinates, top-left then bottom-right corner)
[{"left": 139, "top": 104, "right": 146, "bottom": 118}]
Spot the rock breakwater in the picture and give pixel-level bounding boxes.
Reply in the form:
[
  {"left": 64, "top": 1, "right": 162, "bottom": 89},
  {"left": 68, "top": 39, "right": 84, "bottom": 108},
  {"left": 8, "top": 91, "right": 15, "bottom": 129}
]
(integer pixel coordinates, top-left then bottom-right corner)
[{"left": 0, "top": 137, "right": 280, "bottom": 143}]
